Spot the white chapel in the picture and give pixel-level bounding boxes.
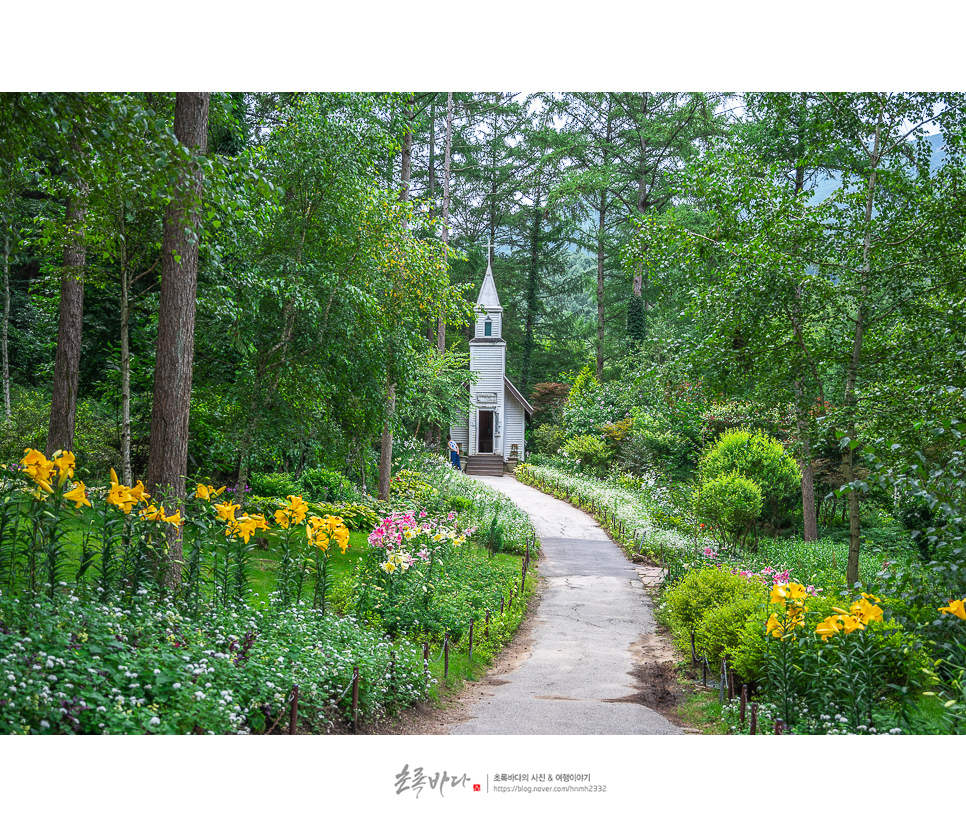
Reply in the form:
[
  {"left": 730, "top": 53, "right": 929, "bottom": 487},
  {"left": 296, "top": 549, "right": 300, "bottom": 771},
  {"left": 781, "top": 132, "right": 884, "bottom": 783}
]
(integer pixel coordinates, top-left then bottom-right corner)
[{"left": 450, "top": 262, "right": 533, "bottom": 476}]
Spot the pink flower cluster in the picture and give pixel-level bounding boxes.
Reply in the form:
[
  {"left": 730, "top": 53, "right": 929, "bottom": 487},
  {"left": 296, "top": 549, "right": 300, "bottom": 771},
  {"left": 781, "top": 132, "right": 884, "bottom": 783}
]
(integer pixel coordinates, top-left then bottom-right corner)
[
  {"left": 734, "top": 565, "right": 819, "bottom": 595},
  {"left": 367, "top": 512, "right": 419, "bottom": 550},
  {"left": 367, "top": 511, "right": 475, "bottom": 566}
]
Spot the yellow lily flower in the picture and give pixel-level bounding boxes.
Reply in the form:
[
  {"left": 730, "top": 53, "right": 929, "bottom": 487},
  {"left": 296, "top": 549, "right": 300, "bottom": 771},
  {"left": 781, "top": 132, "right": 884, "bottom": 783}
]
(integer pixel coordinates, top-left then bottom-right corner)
[
  {"left": 766, "top": 613, "right": 789, "bottom": 639},
  {"left": 839, "top": 614, "right": 865, "bottom": 635},
  {"left": 196, "top": 483, "right": 227, "bottom": 501},
  {"left": 163, "top": 510, "right": 182, "bottom": 528},
  {"left": 851, "top": 597, "right": 884, "bottom": 624},
  {"left": 285, "top": 495, "right": 309, "bottom": 524},
  {"left": 939, "top": 598, "right": 966, "bottom": 620},
  {"left": 51, "top": 450, "right": 76, "bottom": 486},
  {"left": 140, "top": 504, "right": 165, "bottom": 522},
  {"left": 63, "top": 481, "right": 92, "bottom": 509},
  {"left": 274, "top": 509, "right": 291, "bottom": 529},
  {"left": 107, "top": 482, "right": 136, "bottom": 514},
  {"left": 214, "top": 500, "right": 240, "bottom": 523},
  {"left": 815, "top": 615, "right": 844, "bottom": 641},
  {"left": 770, "top": 582, "right": 808, "bottom": 606},
  {"left": 21, "top": 448, "right": 54, "bottom": 489},
  {"left": 129, "top": 480, "right": 150, "bottom": 505}
]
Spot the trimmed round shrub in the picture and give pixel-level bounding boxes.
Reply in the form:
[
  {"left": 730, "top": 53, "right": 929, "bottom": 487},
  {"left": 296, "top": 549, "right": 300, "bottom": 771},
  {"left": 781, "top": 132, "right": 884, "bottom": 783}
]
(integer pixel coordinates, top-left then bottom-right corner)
[
  {"left": 662, "top": 565, "right": 766, "bottom": 637},
  {"left": 698, "top": 428, "right": 801, "bottom": 524},
  {"left": 694, "top": 593, "right": 768, "bottom": 670},
  {"left": 697, "top": 472, "right": 763, "bottom": 544}
]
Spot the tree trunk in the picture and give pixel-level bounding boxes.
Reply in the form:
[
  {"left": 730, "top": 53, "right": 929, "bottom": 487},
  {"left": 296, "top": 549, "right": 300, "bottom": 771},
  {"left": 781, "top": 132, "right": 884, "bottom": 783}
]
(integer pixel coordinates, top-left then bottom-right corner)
[
  {"left": 595, "top": 100, "right": 613, "bottom": 382},
  {"left": 427, "top": 98, "right": 437, "bottom": 217},
  {"left": 595, "top": 193, "right": 607, "bottom": 382},
  {"left": 522, "top": 189, "right": 541, "bottom": 395},
  {"left": 378, "top": 377, "right": 396, "bottom": 501},
  {"left": 119, "top": 225, "right": 133, "bottom": 487},
  {"left": 399, "top": 95, "right": 414, "bottom": 204},
  {"left": 792, "top": 138, "right": 817, "bottom": 542},
  {"left": 843, "top": 97, "right": 884, "bottom": 588},
  {"left": 145, "top": 92, "right": 210, "bottom": 589},
  {"left": 2, "top": 223, "right": 10, "bottom": 422},
  {"left": 438, "top": 91, "right": 453, "bottom": 357},
  {"left": 795, "top": 390, "right": 818, "bottom": 542},
  {"left": 46, "top": 186, "right": 87, "bottom": 456}
]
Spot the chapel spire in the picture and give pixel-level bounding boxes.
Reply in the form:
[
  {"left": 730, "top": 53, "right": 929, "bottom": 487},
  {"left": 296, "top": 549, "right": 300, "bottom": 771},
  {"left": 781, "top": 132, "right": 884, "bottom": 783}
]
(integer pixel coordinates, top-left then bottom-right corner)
[{"left": 476, "top": 261, "right": 502, "bottom": 311}]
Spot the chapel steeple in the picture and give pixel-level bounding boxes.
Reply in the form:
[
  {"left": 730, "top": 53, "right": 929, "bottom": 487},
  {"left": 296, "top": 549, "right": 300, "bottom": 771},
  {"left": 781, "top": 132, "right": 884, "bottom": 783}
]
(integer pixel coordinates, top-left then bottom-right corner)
[
  {"left": 450, "top": 259, "right": 532, "bottom": 474},
  {"left": 473, "top": 261, "right": 503, "bottom": 340}
]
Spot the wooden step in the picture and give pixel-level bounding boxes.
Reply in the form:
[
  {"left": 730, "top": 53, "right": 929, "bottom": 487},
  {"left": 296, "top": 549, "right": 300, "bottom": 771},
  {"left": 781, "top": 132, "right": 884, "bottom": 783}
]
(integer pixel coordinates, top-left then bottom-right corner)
[{"left": 464, "top": 455, "right": 504, "bottom": 476}]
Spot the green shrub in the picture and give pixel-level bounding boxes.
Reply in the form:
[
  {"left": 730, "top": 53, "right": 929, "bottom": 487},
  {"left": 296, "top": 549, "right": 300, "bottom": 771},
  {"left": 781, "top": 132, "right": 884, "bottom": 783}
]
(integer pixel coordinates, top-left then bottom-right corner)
[
  {"left": 699, "top": 428, "right": 800, "bottom": 524},
  {"left": 248, "top": 471, "right": 301, "bottom": 498},
  {"left": 696, "top": 472, "right": 763, "bottom": 545},
  {"left": 390, "top": 469, "right": 437, "bottom": 503},
  {"left": 310, "top": 501, "right": 379, "bottom": 532},
  {"left": 299, "top": 467, "right": 358, "bottom": 503},
  {"left": 562, "top": 434, "right": 613, "bottom": 477},
  {"left": 662, "top": 565, "right": 765, "bottom": 637},
  {"left": 532, "top": 423, "right": 566, "bottom": 455},
  {"left": 0, "top": 387, "right": 121, "bottom": 479},
  {"left": 694, "top": 593, "right": 767, "bottom": 671},
  {"left": 619, "top": 415, "right": 696, "bottom": 478}
]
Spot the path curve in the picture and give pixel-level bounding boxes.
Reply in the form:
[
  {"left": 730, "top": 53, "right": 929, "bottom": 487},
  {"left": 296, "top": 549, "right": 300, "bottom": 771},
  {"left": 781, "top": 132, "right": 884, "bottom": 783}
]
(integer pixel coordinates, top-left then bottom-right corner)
[{"left": 449, "top": 475, "right": 682, "bottom": 735}]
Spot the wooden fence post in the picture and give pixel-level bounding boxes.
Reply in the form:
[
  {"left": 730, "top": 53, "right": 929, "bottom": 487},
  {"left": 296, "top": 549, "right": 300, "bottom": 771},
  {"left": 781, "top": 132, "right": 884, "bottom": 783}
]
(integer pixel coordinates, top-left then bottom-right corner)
[
  {"left": 289, "top": 684, "right": 299, "bottom": 735},
  {"left": 468, "top": 619, "right": 474, "bottom": 661},
  {"left": 750, "top": 703, "right": 758, "bottom": 735},
  {"left": 740, "top": 684, "right": 748, "bottom": 726},
  {"left": 444, "top": 637, "right": 449, "bottom": 679},
  {"left": 351, "top": 667, "right": 360, "bottom": 733}
]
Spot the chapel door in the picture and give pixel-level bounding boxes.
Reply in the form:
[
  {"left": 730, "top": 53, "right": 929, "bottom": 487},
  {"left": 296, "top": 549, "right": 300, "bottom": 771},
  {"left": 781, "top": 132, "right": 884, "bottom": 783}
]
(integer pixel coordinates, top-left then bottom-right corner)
[{"left": 478, "top": 410, "right": 494, "bottom": 453}]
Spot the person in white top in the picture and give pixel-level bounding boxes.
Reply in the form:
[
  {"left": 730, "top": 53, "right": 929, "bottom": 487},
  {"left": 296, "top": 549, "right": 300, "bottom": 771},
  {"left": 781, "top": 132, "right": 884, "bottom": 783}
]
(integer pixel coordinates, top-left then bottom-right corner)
[{"left": 447, "top": 437, "right": 461, "bottom": 470}]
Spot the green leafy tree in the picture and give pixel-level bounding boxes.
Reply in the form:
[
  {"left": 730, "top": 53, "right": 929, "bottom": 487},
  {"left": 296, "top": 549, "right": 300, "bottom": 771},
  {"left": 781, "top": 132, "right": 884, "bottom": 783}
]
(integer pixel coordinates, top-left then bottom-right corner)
[{"left": 635, "top": 92, "right": 966, "bottom": 587}]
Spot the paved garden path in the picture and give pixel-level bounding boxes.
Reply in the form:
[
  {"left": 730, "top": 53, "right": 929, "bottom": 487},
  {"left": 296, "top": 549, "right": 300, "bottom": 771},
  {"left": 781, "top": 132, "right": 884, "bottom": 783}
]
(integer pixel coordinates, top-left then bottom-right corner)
[{"left": 449, "top": 475, "right": 682, "bottom": 735}]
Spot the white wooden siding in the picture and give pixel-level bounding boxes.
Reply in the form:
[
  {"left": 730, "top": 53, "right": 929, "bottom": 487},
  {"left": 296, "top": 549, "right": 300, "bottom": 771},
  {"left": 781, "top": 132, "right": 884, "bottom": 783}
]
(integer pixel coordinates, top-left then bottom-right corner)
[
  {"left": 474, "top": 311, "right": 502, "bottom": 339},
  {"left": 504, "top": 390, "right": 525, "bottom": 461},
  {"left": 450, "top": 411, "right": 469, "bottom": 457},
  {"left": 469, "top": 342, "right": 505, "bottom": 455}
]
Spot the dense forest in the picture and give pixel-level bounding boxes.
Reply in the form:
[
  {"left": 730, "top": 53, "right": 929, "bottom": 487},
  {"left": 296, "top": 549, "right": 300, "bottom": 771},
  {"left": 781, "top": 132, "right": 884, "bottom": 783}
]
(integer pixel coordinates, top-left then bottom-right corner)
[{"left": 2, "top": 92, "right": 965, "bottom": 574}]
